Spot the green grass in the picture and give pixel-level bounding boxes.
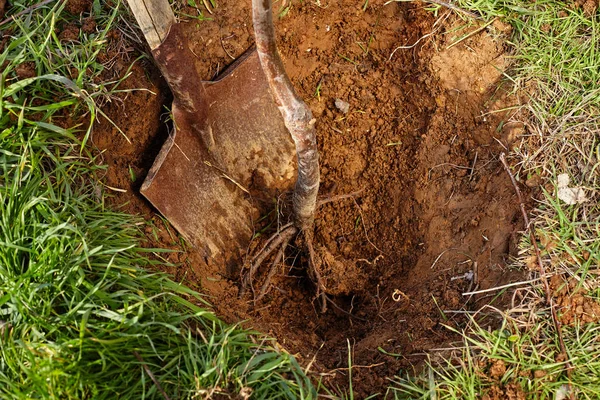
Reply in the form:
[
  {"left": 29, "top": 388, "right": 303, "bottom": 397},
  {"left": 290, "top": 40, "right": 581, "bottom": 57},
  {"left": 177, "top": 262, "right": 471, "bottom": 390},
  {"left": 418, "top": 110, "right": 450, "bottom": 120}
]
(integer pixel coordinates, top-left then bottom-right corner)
[
  {"left": 386, "top": 0, "right": 600, "bottom": 398},
  {"left": 389, "top": 317, "right": 600, "bottom": 399},
  {"left": 0, "top": 1, "right": 316, "bottom": 398}
]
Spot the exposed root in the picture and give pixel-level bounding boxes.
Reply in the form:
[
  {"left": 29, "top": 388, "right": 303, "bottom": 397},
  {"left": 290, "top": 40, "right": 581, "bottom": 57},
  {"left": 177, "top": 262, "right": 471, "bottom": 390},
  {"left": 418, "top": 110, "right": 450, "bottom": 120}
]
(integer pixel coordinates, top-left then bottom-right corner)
[
  {"left": 240, "top": 224, "right": 296, "bottom": 297},
  {"left": 305, "top": 233, "right": 328, "bottom": 313},
  {"left": 241, "top": 226, "right": 328, "bottom": 310},
  {"left": 242, "top": 190, "right": 362, "bottom": 310},
  {"left": 317, "top": 189, "right": 363, "bottom": 207},
  {"left": 256, "top": 243, "right": 287, "bottom": 302}
]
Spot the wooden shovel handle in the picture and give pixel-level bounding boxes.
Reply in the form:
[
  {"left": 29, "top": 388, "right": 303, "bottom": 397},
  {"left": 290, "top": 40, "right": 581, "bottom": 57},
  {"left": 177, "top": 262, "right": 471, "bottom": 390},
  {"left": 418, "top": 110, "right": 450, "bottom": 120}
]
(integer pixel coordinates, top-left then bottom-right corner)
[{"left": 125, "top": 0, "right": 174, "bottom": 49}]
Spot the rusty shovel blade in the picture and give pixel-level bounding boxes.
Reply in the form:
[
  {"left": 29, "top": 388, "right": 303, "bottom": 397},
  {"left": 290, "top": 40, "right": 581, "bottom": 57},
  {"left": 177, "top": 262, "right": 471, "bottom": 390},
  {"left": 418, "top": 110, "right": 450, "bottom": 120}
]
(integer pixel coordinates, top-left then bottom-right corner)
[{"left": 141, "top": 24, "right": 295, "bottom": 272}]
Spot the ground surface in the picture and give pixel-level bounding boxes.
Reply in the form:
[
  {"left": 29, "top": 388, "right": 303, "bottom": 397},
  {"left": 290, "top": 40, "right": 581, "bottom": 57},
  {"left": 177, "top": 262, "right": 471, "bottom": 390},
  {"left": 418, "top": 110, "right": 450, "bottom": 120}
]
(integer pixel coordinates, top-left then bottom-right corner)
[{"left": 92, "top": 0, "right": 527, "bottom": 395}]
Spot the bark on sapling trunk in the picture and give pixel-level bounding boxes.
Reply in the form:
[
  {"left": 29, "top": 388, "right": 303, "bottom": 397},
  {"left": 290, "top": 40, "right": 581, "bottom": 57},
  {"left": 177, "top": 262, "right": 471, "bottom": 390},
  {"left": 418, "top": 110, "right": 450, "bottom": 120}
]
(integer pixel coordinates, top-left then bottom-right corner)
[{"left": 251, "top": 0, "right": 320, "bottom": 233}]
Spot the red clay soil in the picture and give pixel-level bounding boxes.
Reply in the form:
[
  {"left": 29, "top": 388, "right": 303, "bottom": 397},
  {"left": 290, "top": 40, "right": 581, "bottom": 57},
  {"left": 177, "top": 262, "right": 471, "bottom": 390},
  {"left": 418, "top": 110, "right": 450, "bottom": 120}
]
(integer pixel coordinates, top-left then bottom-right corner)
[{"left": 91, "top": 0, "right": 529, "bottom": 396}]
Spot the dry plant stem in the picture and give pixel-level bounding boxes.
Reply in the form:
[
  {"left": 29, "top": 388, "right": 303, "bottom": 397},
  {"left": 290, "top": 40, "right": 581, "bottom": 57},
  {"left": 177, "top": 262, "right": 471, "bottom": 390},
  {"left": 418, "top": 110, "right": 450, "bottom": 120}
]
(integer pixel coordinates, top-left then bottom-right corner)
[
  {"left": 133, "top": 351, "right": 171, "bottom": 400},
  {"left": 252, "top": 0, "right": 320, "bottom": 232},
  {"left": 499, "top": 153, "right": 575, "bottom": 400}
]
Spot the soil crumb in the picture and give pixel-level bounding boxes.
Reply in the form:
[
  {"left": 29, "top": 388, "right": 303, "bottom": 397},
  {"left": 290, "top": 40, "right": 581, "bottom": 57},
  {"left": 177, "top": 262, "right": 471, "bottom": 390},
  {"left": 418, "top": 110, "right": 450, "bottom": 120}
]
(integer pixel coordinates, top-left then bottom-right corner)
[
  {"left": 59, "top": 23, "right": 80, "bottom": 42},
  {"left": 574, "top": 0, "right": 599, "bottom": 17},
  {"left": 551, "top": 275, "right": 600, "bottom": 325},
  {"left": 15, "top": 62, "right": 36, "bottom": 79},
  {"left": 483, "top": 383, "right": 526, "bottom": 400},
  {"left": 489, "top": 359, "right": 507, "bottom": 380},
  {"left": 65, "top": 0, "right": 91, "bottom": 15},
  {"left": 95, "top": 1, "right": 528, "bottom": 396}
]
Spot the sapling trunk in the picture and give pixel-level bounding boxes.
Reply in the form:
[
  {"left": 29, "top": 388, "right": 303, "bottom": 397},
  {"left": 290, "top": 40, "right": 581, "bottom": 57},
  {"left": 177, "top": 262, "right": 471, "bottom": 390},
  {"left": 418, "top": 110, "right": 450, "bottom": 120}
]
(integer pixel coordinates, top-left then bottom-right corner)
[
  {"left": 242, "top": 0, "right": 327, "bottom": 308},
  {"left": 251, "top": 0, "right": 320, "bottom": 232}
]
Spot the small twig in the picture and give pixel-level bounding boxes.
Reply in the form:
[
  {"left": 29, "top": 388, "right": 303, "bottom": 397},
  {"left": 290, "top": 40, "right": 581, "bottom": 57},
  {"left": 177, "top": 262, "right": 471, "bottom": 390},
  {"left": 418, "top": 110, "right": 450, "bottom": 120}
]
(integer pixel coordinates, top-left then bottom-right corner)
[
  {"left": 325, "top": 296, "right": 369, "bottom": 322},
  {"left": 469, "top": 151, "right": 478, "bottom": 181},
  {"left": 133, "top": 351, "right": 171, "bottom": 400},
  {"left": 202, "top": 0, "right": 213, "bottom": 14},
  {"left": 388, "top": 30, "right": 436, "bottom": 61},
  {"left": 327, "top": 362, "right": 385, "bottom": 373},
  {"left": 0, "top": 0, "right": 58, "bottom": 27},
  {"left": 499, "top": 152, "right": 575, "bottom": 400},
  {"left": 204, "top": 161, "right": 250, "bottom": 194},
  {"left": 220, "top": 35, "right": 235, "bottom": 60},
  {"left": 462, "top": 278, "right": 540, "bottom": 296},
  {"left": 430, "top": 248, "right": 471, "bottom": 269},
  {"left": 352, "top": 198, "right": 383, "bottom": 254}
]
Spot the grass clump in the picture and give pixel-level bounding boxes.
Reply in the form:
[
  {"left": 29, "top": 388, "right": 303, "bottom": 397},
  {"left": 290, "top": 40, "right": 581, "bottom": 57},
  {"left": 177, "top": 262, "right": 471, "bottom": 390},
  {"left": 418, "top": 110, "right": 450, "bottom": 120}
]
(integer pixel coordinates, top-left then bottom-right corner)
[
  {"left": 387, "top": 0, "right": 600, "bottom": 398},
  {"left": 0, "top": 1, "right": 316, "bottom": 398}
]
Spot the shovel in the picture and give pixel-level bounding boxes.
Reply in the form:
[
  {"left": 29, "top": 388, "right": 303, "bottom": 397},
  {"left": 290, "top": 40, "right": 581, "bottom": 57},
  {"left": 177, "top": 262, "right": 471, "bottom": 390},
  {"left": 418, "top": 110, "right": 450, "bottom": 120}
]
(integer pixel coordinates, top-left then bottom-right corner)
[{"left": 125, "top": 0, "right": 296, "bottom": 271}]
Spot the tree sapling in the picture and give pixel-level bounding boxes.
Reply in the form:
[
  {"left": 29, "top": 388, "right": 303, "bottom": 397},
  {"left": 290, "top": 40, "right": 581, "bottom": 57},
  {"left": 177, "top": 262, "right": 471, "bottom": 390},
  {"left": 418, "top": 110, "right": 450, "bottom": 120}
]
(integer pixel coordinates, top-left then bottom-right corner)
[{"left": 243, "top": 0, "right": 328, "bottom": 309}]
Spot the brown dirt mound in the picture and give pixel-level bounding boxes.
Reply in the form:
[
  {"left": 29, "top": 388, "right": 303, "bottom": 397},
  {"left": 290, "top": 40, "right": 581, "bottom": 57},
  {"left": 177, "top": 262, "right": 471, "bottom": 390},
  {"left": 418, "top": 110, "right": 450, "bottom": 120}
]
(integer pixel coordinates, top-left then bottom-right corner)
[{"left": 93, "top": 0, "right": 529, "bottom": 396}]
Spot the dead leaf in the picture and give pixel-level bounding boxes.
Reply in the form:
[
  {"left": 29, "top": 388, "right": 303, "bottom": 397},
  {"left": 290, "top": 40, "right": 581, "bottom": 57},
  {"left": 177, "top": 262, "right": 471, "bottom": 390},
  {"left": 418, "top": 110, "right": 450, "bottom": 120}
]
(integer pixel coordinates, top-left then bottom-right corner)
[
  {"left": 558, "top": 187, "right": 588, "bottom": 205},
  {"left": 557, "top": 173, "right": 587, "bottom": 204},
  {"left": 555, "top": 384, "right": 571, "bottom": 400},
  {"left": 557, "top": 173, "right": 570, "bottom": 189}
]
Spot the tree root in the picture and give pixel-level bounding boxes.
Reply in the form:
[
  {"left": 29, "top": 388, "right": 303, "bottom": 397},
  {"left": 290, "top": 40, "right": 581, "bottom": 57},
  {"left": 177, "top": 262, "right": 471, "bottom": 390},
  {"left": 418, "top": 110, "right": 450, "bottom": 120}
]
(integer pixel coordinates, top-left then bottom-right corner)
[
  {"left": 240, "top": 226, "right": 328, "bottom": 311},
  {"left": 240, "top": 224, "right": 296, "bottom": 297},
  {"left": 305, "top": 232, "right": 328, "bottom": 312},
  {"left": 256, "top": 242, "right": 287, "bottom": 302},
  {"left": 241, "top": 190, "right": 363, "bottom": 312}
]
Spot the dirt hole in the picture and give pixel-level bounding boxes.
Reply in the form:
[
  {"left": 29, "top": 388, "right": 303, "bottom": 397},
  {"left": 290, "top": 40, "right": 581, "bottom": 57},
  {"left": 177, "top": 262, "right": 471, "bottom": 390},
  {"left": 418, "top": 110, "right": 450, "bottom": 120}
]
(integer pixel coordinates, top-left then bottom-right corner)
[{"left": 95, "top": 1, "right": 527, "bottom": 395}]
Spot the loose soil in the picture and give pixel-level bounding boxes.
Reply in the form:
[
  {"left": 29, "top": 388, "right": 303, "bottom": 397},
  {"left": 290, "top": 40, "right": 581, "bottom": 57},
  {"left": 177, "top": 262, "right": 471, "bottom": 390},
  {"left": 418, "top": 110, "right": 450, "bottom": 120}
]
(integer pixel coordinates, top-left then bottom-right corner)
[
  {"left": 92, "top": 0, "right": 529, "bottom": 396},
  {"left": 551, "top": 275, "right": 600, "bottom": 326}
]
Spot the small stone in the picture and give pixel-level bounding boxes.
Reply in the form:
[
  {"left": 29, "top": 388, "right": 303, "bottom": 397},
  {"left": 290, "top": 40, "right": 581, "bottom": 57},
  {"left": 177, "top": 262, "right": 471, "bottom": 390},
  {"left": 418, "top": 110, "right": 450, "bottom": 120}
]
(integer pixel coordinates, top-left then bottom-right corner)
[{"left": 334, "top": 98, "right": 350, "bottom": 114}]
